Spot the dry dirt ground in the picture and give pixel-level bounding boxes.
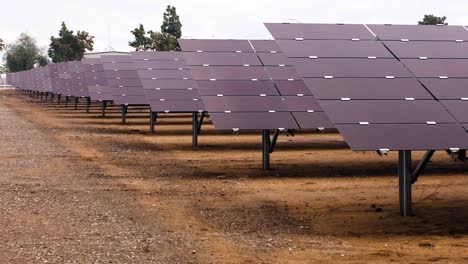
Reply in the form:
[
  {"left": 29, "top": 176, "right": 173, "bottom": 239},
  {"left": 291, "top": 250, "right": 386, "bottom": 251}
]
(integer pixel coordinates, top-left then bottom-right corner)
[{"left": 0, "top": 89, "right": 467, "bottom": 263}]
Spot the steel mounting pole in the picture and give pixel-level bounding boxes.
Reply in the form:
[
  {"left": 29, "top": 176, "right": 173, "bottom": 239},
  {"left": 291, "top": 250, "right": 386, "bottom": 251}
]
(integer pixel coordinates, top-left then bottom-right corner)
[
  {"left": 192, "top": 112, "right": 199, "bottom": 147},
  {"left": 262, "top": 129, "right": 271, "bottom": 170},
  {"left": 399, "top": 150, "right": 413, "bottom": 216}
]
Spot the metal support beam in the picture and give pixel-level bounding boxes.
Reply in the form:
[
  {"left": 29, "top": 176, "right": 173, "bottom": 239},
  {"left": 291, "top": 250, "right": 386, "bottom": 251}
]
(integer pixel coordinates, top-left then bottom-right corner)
[
  {"left": 74, "top": 97, "right": 79, "bottom": 110},
  {"left": 262, "top": 129, "right": 271, "bottom": 170},
  {"left": 86, "top": 97, "right": 91, "bottom": 113},
  {"left": 57, "top": 94, "right": 61, "bottom": 105},
  {"left": 149, "top": 112, "right": 158, "bottom": 133},
  {"left": 40, "top": 92, "right": 43, "bottom": 101},
  {"left": 45, "top": 92, "right": 49, "bottom": 101},
  {"left": 197, "top": 112, "right": 206, "bottom": 134},
  {"left": 101, "top": 101, "right": 107, "bottom": 117},
  {"left": 458, "top": 149, "right": 467, "bottom": 161},
  {"left": 399, "top": 150, "right": 413, "bottom": 216},
  {"left": 121, "top": 105, "right": 128, "bottom": 124},
  {"left": 411, "top": 150, "right": 435, "bottom": 184},
  {"left": 192, "top": 112, "right": 199, "bottom": 147},
  {"left": 65, "top": 96, "right": 69, "bottom": 108},
  {"left": 270, "top": 129, "right": 280, "bottom": 153}
]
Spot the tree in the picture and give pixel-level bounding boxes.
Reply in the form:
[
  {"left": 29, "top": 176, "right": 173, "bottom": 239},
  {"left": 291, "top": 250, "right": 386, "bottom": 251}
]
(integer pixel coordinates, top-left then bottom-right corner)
[
  {"left": 0, "top": 36, "right": 4, "bottom": 51},
  {"left": 3, "top": 33, "right": 48, "bottom": 72},
  {"left": 129, "top": 24, "right": 152, "bottom": 51},
  {"left": 48, "top": 22, "right": 94, "bottom": 62},
  {"left": 148, "top": 31, "right": 178, "bottom": 51},
  {"left": 418, "top": 15, "right": 447, "bottom": 25},
  {"left": 161, "top": 5, "right": 182, "bottom": 39}
]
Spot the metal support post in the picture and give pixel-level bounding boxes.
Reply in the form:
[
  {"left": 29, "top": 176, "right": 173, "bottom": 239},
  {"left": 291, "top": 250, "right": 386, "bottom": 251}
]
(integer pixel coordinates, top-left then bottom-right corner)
[
  {"left": 121, "top": 105, "right": 128, "bottom": 124},
  {"left": 74, "top": 97, "right": 78, "bottom": 110},
  {"left": 149, "top": 112, "right": 157, "bottom": 133},
  {"left": 262, "top": 129, "right": 271, "bottom": 170},
  {"left": 399, "top": 150, "right": 413, "bottom": 216},
  {"left": 192, "top": 112, "right": 199, "bottom": 147}
]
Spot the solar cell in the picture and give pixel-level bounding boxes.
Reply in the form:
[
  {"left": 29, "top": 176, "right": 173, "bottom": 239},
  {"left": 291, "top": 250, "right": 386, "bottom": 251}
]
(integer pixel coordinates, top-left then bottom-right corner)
[
  {"left": 82, "top": 58, "right": 113, "bottom": 101},
  {"left": 368, "top": 24, "right": 468, "bottom": 41},
  {"left": 195, "top": 80, "right": 279, "bottom": 96}
]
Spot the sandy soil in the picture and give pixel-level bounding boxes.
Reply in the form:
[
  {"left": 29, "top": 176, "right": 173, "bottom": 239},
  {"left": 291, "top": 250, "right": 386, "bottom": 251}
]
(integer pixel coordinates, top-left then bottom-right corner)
[{"left": 0, "top": 90, "right": 467, "bottom": 263}]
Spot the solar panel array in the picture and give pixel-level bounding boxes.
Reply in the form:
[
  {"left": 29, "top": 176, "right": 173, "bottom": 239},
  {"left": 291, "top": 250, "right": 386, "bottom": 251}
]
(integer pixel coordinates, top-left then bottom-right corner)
[
  {"left": 101, "top": 55, "right": 147, "bottom": 105},
  {"left": 266, "top": 23, "right": 468, "bottom": 151},
  {"left": 131, "top": 51, "right": 205, "bottom": 112},
  {"left": 82, "top": 58, "right": 113, "bottom": 101},
  {"left": 179, "top": 39, "right": 332, "bottom": 130}
]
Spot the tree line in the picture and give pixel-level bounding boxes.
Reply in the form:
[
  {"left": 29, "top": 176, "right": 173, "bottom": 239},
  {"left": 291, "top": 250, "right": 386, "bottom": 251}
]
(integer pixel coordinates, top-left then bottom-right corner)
[{"left": 0, "top": 13, "right": 447, "bottom": 73}]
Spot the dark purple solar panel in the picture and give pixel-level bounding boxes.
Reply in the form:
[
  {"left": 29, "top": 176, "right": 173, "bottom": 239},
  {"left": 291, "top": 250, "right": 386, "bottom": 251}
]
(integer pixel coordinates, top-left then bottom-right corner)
[
  {"left": 275, "top": 39, "right": 393, "bottom": 58},
  {"left": 148, "top": 100, "right": 205, "bottom": 112},
  {"left": 195, "top": 80, "right": 279, "bottom": 96},
  {"left": 202, "top": 96, "right": 290, "bottom": 112},
  {"left": 101, "top": 55, "right": 147, "bottom": 105},
  {"left": 137, "top": 69, "right": 192, "bottom": 79},
  {"left": 420, "top": 79, "right": 468, "bottom": 99},
  {"left": 440, "top": 101, "right": 468, "bottom": 123},
  {"left": 282, "top": 96, "right": 323, "bottom": 112},
  {"left": 292, "top": 112, "right": 334, "bottom": 129},
  {"left": 337, "top": 124, "right": 468, "bottom": 150},
  {"left": 209, "top": 112, "right": 299, "bottom": 130},
  {"left": 320, "top": 100, "right": 455, "bottom": 124},
  {"left": 189, "top": 66, "right": 269, "bottom": 80},
  {"left": 183, "top": 53, "right": 262, "bottom": 66},
  {"left": 134, "top": 60, "right": 187, "bottom": 70},
  {"left": 265, "top": 23, "right": 376, "bottom": 40},
  {"left": 256, "top": 53, "right": 292, "bottom": 66},
  {"left": 249, "top": 40, "right": 282, "bottom": 53},
  {"left": 401, "top": 59, "right": 468, "bottom": 78},
  {"left": 274, "top": 81, "right": 313, "bottom": 96},
  {"left": 267, "top": 23, "right": 468, "bottom": 151},
  {"left": 82, "top": 58, "right": 113, "bottom": 101},
  {"left": 303, "top": 78, "right": 433, "bottom": 99},
  {"left": 384, "top": 41, "right": 468, "bottom": 59},
  {"left": 132, "top": 51, "right": 206, "bottom": 113},
  {"left": 179, "top": 39, "right": 254, "bottom": 52},
  {"left": 368, "top": 24, "right": 468, "bottom": 41},
  {"left": 291, "top": 58, "right": 413, "bottom": 78}
]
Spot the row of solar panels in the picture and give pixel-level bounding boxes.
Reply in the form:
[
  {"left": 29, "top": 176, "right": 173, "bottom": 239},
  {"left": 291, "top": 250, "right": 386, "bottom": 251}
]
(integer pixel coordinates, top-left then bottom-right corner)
[{"left": 7, "top": 23, "right": 468, "bottom": 152}]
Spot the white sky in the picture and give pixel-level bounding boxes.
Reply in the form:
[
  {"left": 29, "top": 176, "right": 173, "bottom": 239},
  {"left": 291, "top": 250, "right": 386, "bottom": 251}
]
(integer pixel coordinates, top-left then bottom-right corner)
[{"left": 1, "top": 0, "right": 468, "bottom": 54}]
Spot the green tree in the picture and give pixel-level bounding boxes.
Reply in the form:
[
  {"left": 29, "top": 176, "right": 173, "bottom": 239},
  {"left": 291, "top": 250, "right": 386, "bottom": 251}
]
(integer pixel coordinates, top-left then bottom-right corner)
[
  {"left": 0, "top": 36, "right": 4, "bottom": 51},
  {"left": 48, "top": 22, "right": 94, "bottom": 62},
  {"left": 129, "top": 24, "right": 152, "bottom": 51},
  {"left": 418, "top": 15, "right": 447, "bottom": 25},
  {"left": 3, "top": 33, "right": 48, "bottom": 72},
  {"left": 161, "top": 5, "right": 182, "bottom": 39},
  {"left": 148, "top": 31, "right": 178, "bottom": 51}
]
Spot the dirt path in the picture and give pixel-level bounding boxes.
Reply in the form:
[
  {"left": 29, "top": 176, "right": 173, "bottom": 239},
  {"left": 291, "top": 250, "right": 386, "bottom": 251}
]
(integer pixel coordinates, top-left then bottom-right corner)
[{"left": 1, "top": 90, "right": 468, "bottom": 263}]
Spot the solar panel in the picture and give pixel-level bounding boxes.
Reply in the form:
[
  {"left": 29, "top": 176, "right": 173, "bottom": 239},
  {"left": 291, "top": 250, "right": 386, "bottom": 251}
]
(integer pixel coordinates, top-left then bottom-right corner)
[
  {"left": 383, "top": 41, "right": 468, "bottom": 59},
  {"left": 132, "top": 51, "right": 205, "bottom": 113},
  {"left": 420, "top": 79, "right": 468, "bottom": 99},
  {"left": 267, "top": 23, "right": 468, "bottom": 151},
  {"left": 82, "top": 58, "right": 113, "bottom": 101},
  {"left": 367, "top": 24, "right": 468, "bottom": 41},
  {"left": 180, "top": 39, "right": 333, "bottom": 130},
  {"left": 265, "top": 23, "right": 377, "bottom": 40},
  {"left": 101, "top": 55, "right": 147, "bottom": 105}
]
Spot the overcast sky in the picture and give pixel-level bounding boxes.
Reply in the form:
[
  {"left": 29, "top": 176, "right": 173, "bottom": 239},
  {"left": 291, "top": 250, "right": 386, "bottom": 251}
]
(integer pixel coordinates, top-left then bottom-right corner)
[{"left": 1, "top": 0, "right": 468, "bottom": 54}]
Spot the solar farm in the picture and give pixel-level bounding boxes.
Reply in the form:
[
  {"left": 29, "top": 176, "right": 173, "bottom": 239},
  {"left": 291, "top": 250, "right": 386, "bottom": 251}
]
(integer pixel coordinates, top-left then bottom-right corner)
[{"left": 2, "top": 23, "right": 468, "bottom": 262}]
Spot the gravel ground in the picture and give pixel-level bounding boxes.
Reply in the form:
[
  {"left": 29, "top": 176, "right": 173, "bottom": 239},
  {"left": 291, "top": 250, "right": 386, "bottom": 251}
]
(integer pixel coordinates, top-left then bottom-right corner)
[
  {"left": 0, "top": 93, "right": 198, "bottom": 263},
  {"left": 1, "top": 90, "right": 467, "bottom": 263}
]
